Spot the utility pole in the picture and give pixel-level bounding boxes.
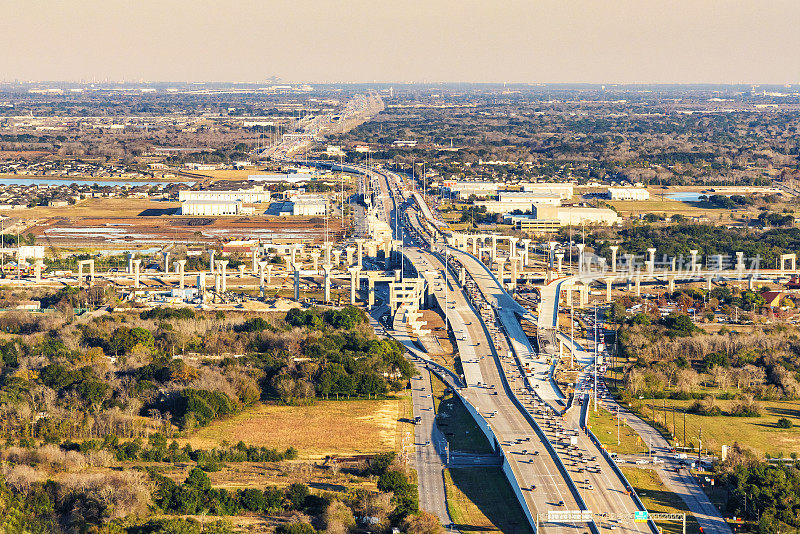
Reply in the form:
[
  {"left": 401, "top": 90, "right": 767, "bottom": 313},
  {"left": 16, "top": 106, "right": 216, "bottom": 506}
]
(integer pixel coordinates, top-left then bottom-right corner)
[
  {"left": 683, "top": 410, "right": 687, "bottom": 453},
  {"left": 698, "top": 427, "right": 703, "bottom": 463},
  {"left": 617, "top": 405, "right": 620, "bottom": 445}
]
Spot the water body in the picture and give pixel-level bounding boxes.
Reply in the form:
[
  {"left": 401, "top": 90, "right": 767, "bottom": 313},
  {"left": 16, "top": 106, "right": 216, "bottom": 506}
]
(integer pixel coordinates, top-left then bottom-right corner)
[
  {"left": 664, "top": 192, "right": 708, "bottom": 202},
  {"left": 0, "top": 177, "right": 194, "bottom": 187}
]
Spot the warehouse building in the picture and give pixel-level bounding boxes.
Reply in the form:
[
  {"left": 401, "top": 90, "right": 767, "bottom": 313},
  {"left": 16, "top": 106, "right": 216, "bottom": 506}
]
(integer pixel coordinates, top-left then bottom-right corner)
[
  {"left": 607, "top": 187, "right": 650, "bottom": 201},
  {"left": 179, "top": 185, "right": 271, "bottom": 203},
  {"left": 475, "top": 191, "right": 562, "bottom": 214},
  {"left": 520, "top": 182, "right": 574, "bottom": 200},
  {"left": 181, "top": 199, "right": 243, "bottom": 216},
  {"left": 504, "top": 205, "right": 621, "bottom": 232},
  {"left": 441, "top": 180, "right": 500, "bottom": 200}
]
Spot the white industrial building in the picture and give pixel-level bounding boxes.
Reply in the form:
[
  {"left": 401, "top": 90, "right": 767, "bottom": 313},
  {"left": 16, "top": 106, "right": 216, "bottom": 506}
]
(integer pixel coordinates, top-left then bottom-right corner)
[
  {"left": 534, "top": 204, "right": 621, "bottom": 226},
  {"left": 441, "top": 181, "right": 500, "bottom": 200},
  {"left": 607, "top": 187, "right": 650, "bottom": 201},
  {"left": 520, "top": 182, "right": 574, "bottom": 200},
  {"left": 181, "top": 199, "right": 243, "bottom": 216},
  {"left": 475, "top": 191, "right": 562, "bottom": 214},
  {"left": 179, "top": 186, "right": 271, "bottom": 203}
]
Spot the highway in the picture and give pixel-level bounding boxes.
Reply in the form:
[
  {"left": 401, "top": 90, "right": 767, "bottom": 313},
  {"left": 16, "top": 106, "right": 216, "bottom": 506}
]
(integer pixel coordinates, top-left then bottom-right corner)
[
  {"left": 369, "top": 166, "right": 591, "bottom": 533},
  {"left": 354, "top": 160, "right": 731, "bottom": 534}
]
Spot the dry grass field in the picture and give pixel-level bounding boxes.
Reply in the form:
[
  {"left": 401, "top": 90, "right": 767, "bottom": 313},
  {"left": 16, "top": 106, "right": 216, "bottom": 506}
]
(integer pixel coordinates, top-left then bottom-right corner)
[{"left": 185, "top": 400, "right": 403, "bottom": 459}]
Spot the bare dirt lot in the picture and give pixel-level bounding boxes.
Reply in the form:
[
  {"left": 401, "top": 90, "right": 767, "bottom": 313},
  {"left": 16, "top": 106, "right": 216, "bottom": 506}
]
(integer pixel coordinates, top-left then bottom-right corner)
[{"left": 20, "top": 199, "right": 344, "bottom": 247}]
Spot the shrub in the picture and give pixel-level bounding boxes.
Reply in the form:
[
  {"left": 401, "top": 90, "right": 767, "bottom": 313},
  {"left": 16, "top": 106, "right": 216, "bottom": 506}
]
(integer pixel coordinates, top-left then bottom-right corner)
[{"left": 777, "top": 418, "right": 793, "bottom": 429}]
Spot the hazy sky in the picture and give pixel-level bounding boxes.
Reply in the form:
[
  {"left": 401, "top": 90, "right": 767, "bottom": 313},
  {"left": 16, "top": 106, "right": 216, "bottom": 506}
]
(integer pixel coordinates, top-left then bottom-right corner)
[{"left": 3, "top": 0, "right": 799, "bottom": 84}]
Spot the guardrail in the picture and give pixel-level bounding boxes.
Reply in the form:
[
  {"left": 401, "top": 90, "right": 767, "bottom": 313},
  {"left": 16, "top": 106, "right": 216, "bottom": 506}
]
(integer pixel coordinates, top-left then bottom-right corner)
[{"left": 579, "top": 398, "right": 660, "bottom": 534}]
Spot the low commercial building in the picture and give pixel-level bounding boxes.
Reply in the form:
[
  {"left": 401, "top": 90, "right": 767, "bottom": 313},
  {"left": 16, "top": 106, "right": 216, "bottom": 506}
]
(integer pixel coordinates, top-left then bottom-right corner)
[
  {"left": 442, "top": 181, "right": 500, "bottom": 200},
  {"left": 179, "top": 186, "right": 271, "bottom": 203},
  {"left": 520, "top": 182, "right": 574, "bottom": 200},
  {"left": 505, "top": 205, "right": 621, "bottom": 232},
  {"left": 290, "top": 195, "right": 327, "bottom": 216},
  {"left": 181, "top": 199, "right": 242, "bottom": 216},
  {"left": 476, "top": 191, "right": 562, "bottom": 214},
  {"left": 607, "top": 187, "right": 650, "bottom": 201}
]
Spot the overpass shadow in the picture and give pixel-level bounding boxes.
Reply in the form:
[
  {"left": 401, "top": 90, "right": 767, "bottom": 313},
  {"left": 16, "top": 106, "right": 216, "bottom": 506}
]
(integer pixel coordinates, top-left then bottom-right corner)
[{"left": 446, "top": 466, "right": 534, "bottom": 534}]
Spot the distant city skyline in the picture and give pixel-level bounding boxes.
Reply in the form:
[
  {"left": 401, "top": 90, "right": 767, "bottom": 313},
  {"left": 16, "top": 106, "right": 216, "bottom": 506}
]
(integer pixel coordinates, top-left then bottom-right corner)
[{"left": 3, "top": 0, "right": 799, "bottom": 84}]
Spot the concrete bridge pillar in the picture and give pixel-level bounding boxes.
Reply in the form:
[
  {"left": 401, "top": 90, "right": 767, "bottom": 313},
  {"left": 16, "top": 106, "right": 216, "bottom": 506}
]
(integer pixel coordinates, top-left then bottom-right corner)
[
  {"left": 345, "top": 247, "right": 355, "bottom": 266},
  {"left": 34, "top": 260, "right": 43, "bottom": 282},
  {"left": 214, "top": 273, "right": 221, "bottom": 293},
  {"left": 605, "top": 278, "right": 612, "bottom": 303},
  {"left": 668, "top": 275, "right": 675, "bottom": 293},
  {"left": 237, "top": 264, "right": 244, "bottom": 278},
  {"left": 690, "top": 250, "right": 699, "bottom": 273},
  {"left": 163, "top": 252, "right": 170, "bottom": 274},
  {"left": 626, "top": 254, "right": 635, "bottom": 275},
  {"left": 459, "top": 266, "right": 466, "bottom": 286},
  {"left": 670, "top": 257, "right": 677, "bottom": 272},
  {"left": 521, "top": 239, "right": 532, "bottom": 267},
  {"left": 132, "top": 259, "right": 141, "bottom": 289},
  {"left": 349, "top": 266, "right": 361, "bottom": 305},
  {"left": 548, "top": 241, "right": 557, "bottom": 270},
  {"left": 209, "top": 250, "right": 216, "bottom": 274},
  {"left": 470, "top": 236, "right": 477, "bottom": 256},
  {"left": 266, "top": 264, "right": 273, "bottom": 285},
  {"left": 311, "top": 252, "right": 320, "bottom": 273},
  {"left": 177, "top": 260, "right": 186, "bottom": 289},
  {"left": 219, "top": 260, "right": 229, "bottom": 292},
  {"left": 197, "top": 273, "right": 206, "bottom": 293},
  {"left": 258, "top": 261, "right": 268, "bottom": 289},
  {"left": 576, "top": 243, "right": 585, "bottom": 274},
  {"left": 510, "top": 256, "right": 518, "bottom": 290},
  {"left": 580, "top": 283, "right": 589, "bottom": 307},
  {"left": 324, "top": 243, "right": 332, "bottom": 265},
  {"left": 635, "top": 275, "right": 641, "bottom": 297},
  {"left": 290, "top": 245, "right": 299, "bottom": 267},
  {"left": 716, "top": 254, "right": 724, "bottom": 271},
  {"left": 736, "top": 252, "right": 745, "bottom": 273},
  {"left": 748, "top": 275, "right": 756, "bottom": 290},
  {"left": 252, "top": 248, "right": 259, "bottom": 274},
  {"left": 323, "top": 264, "right": 332, "bottom": 303},
  {"left": 706, "top": 276, "right": 713, "bottom": 292},
  {"left": 356, "top": 239, "right": 365, "bottom": 268},
  {"left": 647, "top": 248, "right": 656, "bottom": 275},
  {"left": 610, "top": 245, "right": 619, "bottom": 273},
  {"left": 367, "top": 241, "right": 377, "bottom": 259},
  {"left": 509, "top": 236, "right": 519, "bottom": 258},
  {"left": 333, "top": 249, "right": 342, "bottom": 267},
  {"left": 367, "top": 274, "right": 377, "bottom": 309},
  {"left": 293, "top": 264, "right": 301, "bottom": 301},
  {"left": 495, "top": 257, "right": 506, "bottom": 287},
  {"left": 556, "top": 253, "right": 564, "bottom": 273},
  {"left": 127, "top": 252, "right": 134, "bottom": 274},
  {"left": 491, "top": 235, "right": 498, "bottom": 263}
]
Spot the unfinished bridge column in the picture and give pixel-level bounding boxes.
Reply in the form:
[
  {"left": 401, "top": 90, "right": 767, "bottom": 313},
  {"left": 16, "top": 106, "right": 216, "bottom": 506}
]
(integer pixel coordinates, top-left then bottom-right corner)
[
  {"left": 293, "top": 264, "right": 301, "bottom": 301},
  {"left": 510, "top": 255, "right": 518, "bottom": 290},
  {"left": 252, "top": 248, "right": 258, "bottom": 274},
  {"left": 349, "top": 266, "right": 361, "bottom": 305},
  {"left": 177, "top": 260, "right": 186, "bottom": 290},
  {"left": 556, "top": 253, "right": 564, "bottom": 274},
  {"left": 605, "top": 278, "right": 612, "bottom": 303},
  {"left": 668, "top": 275, "right": 675, "bottom": 293},
  {"left": 490, "top": 235, "right": 498, "bottom": 263},
  {"left": 132, "top": 259, "right": 141, "bottom": 289},
  {"left": 736, "top": 252, "right": 745, "bottom": 274},
  {"left": 610, "top": 245, "right": 619, "bottom": 273},
  {"left": 690, "top": 250, "right": 699, "bottom": 274},
  {"left": 635, "top": 274, "right": 641, "bottom": 297},
  {"left": 355, "top": 239, "right": 365, "bottom": 268},
  {"left": 576, "top": 243, "right": 585, "bottom": 275},
  {"left": 258, "top": 261, "right": 268, "bottom": 290},
  {"left": 163, "top": 252, "right": 170, "bottom": 274},
  {"left": 209, "top": 250, "right": 216, "bottom": 274},
  {"left": 521, "top": 239, "right": 532, "bottom": 267},
  {"left": 127, "top": 252, "right": 134, "bottom": 274},
  {"left": 647, "top": 248, "right": 656, "bottom": 275},
  {"left": 495, "top": 257, "right": 505, "bottom": 287},
  {"left": 34, "top": 260, "right": 43, "bottom": 283},
  {"left": 323, "top": 264, "right": 332, "bottom": 303}
]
